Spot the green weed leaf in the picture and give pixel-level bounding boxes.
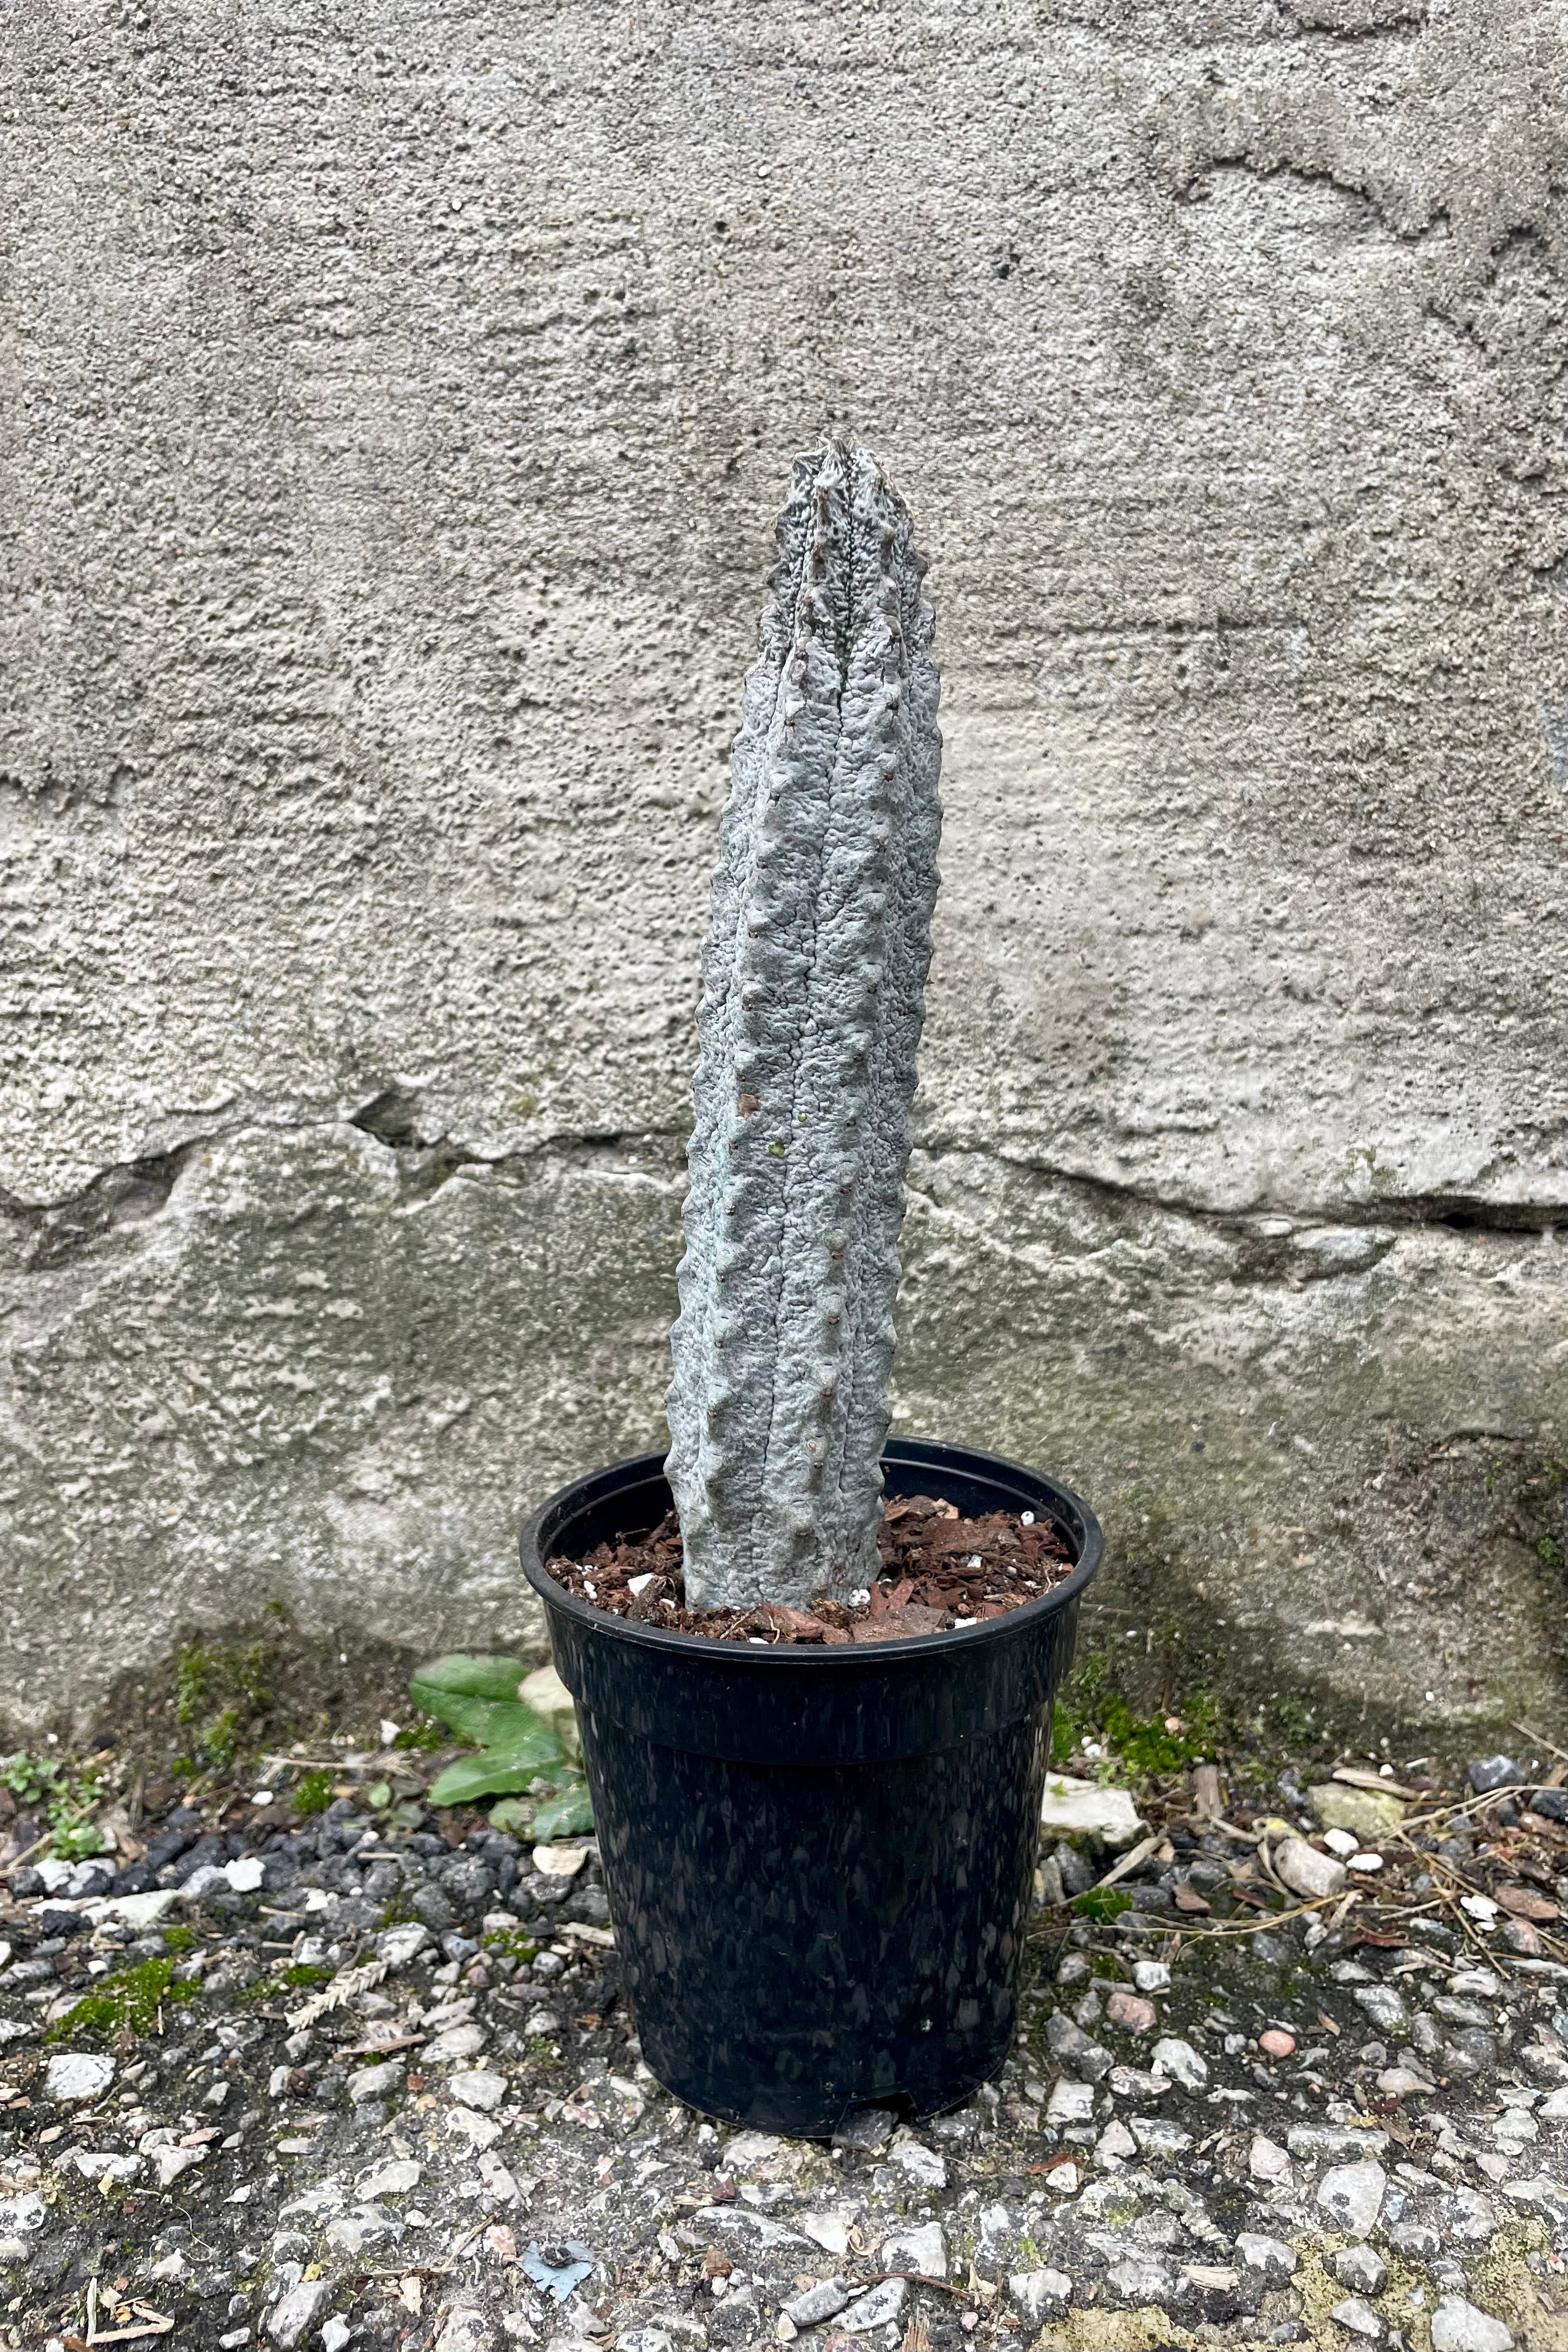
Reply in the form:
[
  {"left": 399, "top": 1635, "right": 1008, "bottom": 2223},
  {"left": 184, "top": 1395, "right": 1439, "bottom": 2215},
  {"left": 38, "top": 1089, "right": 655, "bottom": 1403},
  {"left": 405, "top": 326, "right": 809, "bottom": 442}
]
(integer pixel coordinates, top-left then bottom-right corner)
[
  {"left": 532, "top": 1783, "right": 594, "bottom": 1840},
  {"left": 409, "top": 1654, "right": 531, "bottom": 1706},
  {"left": 430, "top": 1749, "right": 550, "bottom": 1806}
]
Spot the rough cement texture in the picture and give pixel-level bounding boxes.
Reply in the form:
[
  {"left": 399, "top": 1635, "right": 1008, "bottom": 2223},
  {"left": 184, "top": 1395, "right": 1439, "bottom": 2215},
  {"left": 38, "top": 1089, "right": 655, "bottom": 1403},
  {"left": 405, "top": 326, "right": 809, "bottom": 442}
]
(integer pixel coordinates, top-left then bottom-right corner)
[
  {"left": 2, "top": 0, "right": 1566, "bottom": 1733},
  {"left": 667, "top": 442, "right": 942, "bottom": 1610}
]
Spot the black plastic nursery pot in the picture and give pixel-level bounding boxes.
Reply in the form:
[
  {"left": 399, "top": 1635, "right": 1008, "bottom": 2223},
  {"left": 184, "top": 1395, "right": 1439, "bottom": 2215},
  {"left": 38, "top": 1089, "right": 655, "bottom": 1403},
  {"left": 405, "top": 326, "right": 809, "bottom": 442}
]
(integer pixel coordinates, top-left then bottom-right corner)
[{"left": 520, "top": 1436, "right": 1102, "bottom": 2138}]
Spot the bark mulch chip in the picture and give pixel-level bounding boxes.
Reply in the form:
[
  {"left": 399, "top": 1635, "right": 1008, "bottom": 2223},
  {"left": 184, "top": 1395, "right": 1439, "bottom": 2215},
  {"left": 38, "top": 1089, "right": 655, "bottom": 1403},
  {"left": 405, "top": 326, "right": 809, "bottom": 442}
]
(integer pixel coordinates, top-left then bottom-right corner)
[{"left": 546, "top": 1491, "right": 1075, "bottom": 1643}]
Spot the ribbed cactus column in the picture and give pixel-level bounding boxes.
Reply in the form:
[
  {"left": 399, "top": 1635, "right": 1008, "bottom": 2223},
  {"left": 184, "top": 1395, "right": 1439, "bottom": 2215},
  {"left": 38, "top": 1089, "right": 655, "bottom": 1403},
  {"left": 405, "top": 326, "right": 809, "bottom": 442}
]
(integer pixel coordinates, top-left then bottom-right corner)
[{"left": 665, "top": 441, "right": 943, "bottom": 1612}]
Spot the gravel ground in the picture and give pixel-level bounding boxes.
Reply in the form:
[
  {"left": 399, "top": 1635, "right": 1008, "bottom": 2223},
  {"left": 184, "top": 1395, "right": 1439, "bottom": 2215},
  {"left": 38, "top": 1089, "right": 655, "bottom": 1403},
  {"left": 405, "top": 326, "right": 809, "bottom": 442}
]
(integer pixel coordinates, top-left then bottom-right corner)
[{"left": 2, "top": 1748, "right": 1567, "bottom": 2352}]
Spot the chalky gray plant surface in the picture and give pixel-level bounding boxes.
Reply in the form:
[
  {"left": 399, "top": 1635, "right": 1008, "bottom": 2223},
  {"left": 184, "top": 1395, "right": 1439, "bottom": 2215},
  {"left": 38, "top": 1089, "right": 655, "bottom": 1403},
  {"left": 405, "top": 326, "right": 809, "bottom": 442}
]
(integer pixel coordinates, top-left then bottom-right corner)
[{"left": 665, "top": 445, "right": 941, "bottom": 1611}]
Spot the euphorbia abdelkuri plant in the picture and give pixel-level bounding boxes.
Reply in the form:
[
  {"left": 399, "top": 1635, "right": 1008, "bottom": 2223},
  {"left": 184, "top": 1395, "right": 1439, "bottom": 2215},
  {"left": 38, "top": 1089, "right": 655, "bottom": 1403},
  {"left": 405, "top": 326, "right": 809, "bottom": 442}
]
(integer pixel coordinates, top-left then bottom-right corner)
[
  {"left": 665, "top": 438, "right": 942, "bottom": 1611},
  {"left": 520, "top": 449, "right": 1093, "bottom": 2135},
  {"left": 411, "top": 438, "right": 941, "bottom": 1810}
]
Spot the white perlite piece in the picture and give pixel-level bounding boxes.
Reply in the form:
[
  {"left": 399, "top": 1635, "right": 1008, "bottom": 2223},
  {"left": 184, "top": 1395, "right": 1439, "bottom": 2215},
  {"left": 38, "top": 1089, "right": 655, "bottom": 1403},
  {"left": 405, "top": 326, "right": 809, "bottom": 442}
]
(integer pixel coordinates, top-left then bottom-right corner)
[{"left": 665, "top": 441, "right": 942, "bottom": 1611}]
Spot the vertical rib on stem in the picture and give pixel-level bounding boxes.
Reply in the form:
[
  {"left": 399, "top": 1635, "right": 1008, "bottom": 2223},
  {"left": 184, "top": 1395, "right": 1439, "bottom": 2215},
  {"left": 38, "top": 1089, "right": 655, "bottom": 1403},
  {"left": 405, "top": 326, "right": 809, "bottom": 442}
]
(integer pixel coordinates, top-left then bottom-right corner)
[{"left": 665, "top": 442, "right": 942, "bottom": 1611}]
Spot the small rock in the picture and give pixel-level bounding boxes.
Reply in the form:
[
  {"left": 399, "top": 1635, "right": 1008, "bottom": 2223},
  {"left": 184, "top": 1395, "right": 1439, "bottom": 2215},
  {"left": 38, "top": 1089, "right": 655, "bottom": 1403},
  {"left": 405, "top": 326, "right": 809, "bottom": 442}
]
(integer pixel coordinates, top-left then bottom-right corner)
[
  {"left": 1431, "top": 2297, "right": 1514, "bottom": 2352},
  {"left": 70, "top": 2151, "right": 142, "bottom": 2184},
  {"left": 1272, "top": 1837, "right": 1347, "bottom": 1901},
  {"left": 1131, "top": 1961, "right": 1170, "bottom": 1994},
  {"left": 412, "top": 1883, "right": 459, "bottom": 1931},
  {"left": 321, "top": 2323, "right": 352, "bottom": 2352},
  {"left": 1095, "top": 2119, "right": 1137, "bottom": 2163},
  {"left": 355, "top": 2159, "right": 421, "bottom": 2199},
  {"left": 267, "top": 2282, "right": 332, "bottom": 2349},
  {"left": 1333, "top": 2246, "right": 1388, "bottom": 2296},
  {"left": 1249, "top": 2135, "right": 1292, "bottom": 2184},
  {"left": 449, "top": 2069, "right": 508, "bottom": 2112},
  {"left": 1108, "top": 2064, "right": 1170, "bottom": 2099},
  {"left": 830, "top": 2106, "right": 897, "bottom": 2152},
  {"left": 1151, "top": 2036, "right": 1207, "bottom": 2089},
  {"left": 479, "top": 2151, "right": 521, "bottom": 2204},
  {"left": 1009, "top": 2270, "right": 1072, "bottom": 2325},
  {"left": 1445, "top": 2187, "right": 1502, "bottom": 2243},
  {"left": 1046, "top": 2013, "right": 1113, "bottom": 2079},
  {"left": 44, "top": 2052, "right": 115, "bottom": 2102},
  {"left": 1259, "top": 2029, "right": 1296, "bottom": 2060},
  {"left": 1044, "top": 2079, "right": 1095, "bottom": 2125},
  {"left": 1500, "top": 2175, "right": 1568, "bottom": 2222},
  {"left": 524, "top": 2009, "right": 563, "bottom": 2039},
  {"left": 1468, "top": 1757, "right": 1522, "bottom": 1795},
  {"left": 1129, "top": 2116, "right": 1193, "bottom": 2157},
  {"left": 375, "top": 1924, "right": 432, "bottom": 1969},
  {"left": 152, "top": 2144, "right": 208, "bottom": 2189},
  {"left": 326, "top": 2206, "right": 403, "bottom": 2255},
  {"left": 426, "top": 2021, "right": 488, "bottom": 2062},
  {"left": 782, "top": 2280, "right": 849, "bottom": 2327},
  {"left": 1039, "top": 1773, "right": 1145, "bottom": 1849},
  {"left": 1288, "top": 2125, "right": 1390, "bottom": 2162},
  {"left": 888, "top": 2137, "right": 945, "bottom": 2189},
  {"left": 347, "top": 2060, "right": 403, "bottom": 2104},
  {"left": 616, "top": 2334, "right": 674, "bottom": 2352},
  {"left": 433, "top": 2309, "right": 494, "bottom": 2352},
  {"left": 881, "top": 2222, "right": 946, "bottom": 2278},
  {"left": 1044, "top": 2160, "right": 1080, "bottom": 2194},
  {"left": 722, "top": 2131, "right": 782, "bottom": 2172},
  {"left": 1105, "top": 2253, "right": 1174, "bottom": 2307},
  {"left": 1376, "top": 2067, "right": 1433, "bottom": 2097},
  {"left": 1316, "top": 2161, "right": 1387, "bottom": 2236},
  {"left": 832, "top": 2279, "right": 907, "bottom": 2334},
  {"left": 177, "top": 1863, "right": 232, "bottom": 1902},
  {"left": 1354, "top": 1986, "right": 1408, "bottom": 2035},
  {"left": 1329, "top": 2297, "right": 1382, "bottom": 2341},
  {"left": 1386, "top": 2222, "right": 1441, "bottom": 2259},
  {"left": 1106, "top": 1988, "right": 1156, "bottom": 2034},
  {"left": 445, "top": 2107, "right": 504, "bottom": 2148},
  {"left": 225, "top": 1856, "right": 266, "bottom": 1893},
  {"left": 1528, "top": 1787, "right": 1568, "bottom": 1823},
  {"left": 1236, "top": 2234, "right": 1297, "bottom": 2280},
  {"left": 1308, "top": 1786, "right": 1405, "bottom": 1842},
  {"left": 533, "top": 1844, "right": 588, "bottom": 1877}
]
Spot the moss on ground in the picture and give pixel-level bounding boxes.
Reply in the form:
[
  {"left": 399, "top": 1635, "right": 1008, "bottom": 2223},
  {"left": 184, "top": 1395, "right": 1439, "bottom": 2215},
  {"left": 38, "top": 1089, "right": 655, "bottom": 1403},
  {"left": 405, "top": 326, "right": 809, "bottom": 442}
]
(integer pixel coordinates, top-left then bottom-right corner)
[{"left": 45, "top": 1957, "right": 197, "bottom": 2043}]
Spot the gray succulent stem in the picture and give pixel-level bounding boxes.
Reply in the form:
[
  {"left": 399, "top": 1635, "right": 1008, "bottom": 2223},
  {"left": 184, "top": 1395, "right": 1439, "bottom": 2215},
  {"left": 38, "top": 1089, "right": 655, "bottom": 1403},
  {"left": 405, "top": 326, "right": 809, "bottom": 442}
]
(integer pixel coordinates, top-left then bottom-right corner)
[{"left": 664, "top": 441, "right": 943, "bottom": 1612}]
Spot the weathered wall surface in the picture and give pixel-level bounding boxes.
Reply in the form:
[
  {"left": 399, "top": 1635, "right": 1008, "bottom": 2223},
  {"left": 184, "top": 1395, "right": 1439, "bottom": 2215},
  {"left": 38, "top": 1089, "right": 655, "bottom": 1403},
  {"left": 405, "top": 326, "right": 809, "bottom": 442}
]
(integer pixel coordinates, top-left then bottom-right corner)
[{"left": 2, "top": 0, "right": 1566, "bottom": 1738}]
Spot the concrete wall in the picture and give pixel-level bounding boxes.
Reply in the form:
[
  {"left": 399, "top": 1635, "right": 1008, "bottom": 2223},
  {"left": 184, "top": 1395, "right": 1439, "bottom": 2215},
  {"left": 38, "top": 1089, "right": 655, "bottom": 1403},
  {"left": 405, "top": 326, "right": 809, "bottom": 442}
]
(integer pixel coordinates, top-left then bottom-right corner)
[{"left": 4, "top": 0, "right": 1566, "bottom": 1740}]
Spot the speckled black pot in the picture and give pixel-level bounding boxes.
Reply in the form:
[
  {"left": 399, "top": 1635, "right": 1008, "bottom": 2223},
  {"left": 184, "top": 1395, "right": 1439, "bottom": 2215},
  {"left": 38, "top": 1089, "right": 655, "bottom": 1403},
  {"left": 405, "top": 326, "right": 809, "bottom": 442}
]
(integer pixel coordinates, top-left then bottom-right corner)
[{"left": 520, "top": 1435, "right": 1102, "bottom": 2138}]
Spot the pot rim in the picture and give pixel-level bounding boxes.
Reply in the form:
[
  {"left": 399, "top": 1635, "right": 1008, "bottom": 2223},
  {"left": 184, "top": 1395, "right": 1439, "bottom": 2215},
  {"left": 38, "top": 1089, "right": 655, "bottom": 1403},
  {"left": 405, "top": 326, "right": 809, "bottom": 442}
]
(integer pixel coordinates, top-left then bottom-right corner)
[{"left": 520, "top": 1435, "right": 1103, "bottom": 1670}]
